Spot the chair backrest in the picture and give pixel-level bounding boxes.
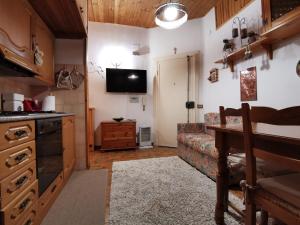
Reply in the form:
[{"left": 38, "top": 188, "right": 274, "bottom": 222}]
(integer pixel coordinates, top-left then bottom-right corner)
[
  {"left": 250, "top": 106, "right": 300, "bottom": 125},
  {"left": 219, "top": 106, "right": 242, "bottom": 125},
  {"left": 241, "top": 103, "right": 300, "bottom": 185}
]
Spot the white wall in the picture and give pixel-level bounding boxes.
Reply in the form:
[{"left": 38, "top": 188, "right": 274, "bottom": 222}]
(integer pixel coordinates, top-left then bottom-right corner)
[
  {"left": 200, "top": 0, "right": 300, "bottom": 116},
  {"left": 88, "top": 22, "right": 150, "bottom": 145}
]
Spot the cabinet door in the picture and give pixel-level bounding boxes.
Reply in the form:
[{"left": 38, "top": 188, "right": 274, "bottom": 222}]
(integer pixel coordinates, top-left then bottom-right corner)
[
  {"left": 76, "top": 0, "right": 88, "bottom": 32},
  {"left": 0, "top": 0, "right": 34, "bottom": 66},
  {"left": 34, "top": 18, "right": 55, "bottom": 85},
  {"left": 62, "top": 116, "right": 75, "bottom": 179},
  {"left": 262, "top": 0, "right": 300, "bottom": 32}
]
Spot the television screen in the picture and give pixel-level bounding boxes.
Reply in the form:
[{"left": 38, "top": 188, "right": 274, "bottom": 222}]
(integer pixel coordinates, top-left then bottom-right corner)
[{"left": 106, "top": 68, "right": 147, "bottom": 93}]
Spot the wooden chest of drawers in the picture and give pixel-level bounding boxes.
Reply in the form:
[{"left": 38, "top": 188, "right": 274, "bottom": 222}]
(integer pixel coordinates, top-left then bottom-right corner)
[{"left": 101, "top": 121, "right": 136, "bottom": 150}]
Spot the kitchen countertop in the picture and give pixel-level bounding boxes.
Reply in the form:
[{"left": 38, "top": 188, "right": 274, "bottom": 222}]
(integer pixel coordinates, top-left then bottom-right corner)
[{"left": 0, "top": 113, "right": 75, "bottom": 123}]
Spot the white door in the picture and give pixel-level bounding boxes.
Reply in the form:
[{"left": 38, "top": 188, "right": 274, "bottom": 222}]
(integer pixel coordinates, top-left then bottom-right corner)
[{"left": 156, "top": 55, "right": 198, "bottom": 147}]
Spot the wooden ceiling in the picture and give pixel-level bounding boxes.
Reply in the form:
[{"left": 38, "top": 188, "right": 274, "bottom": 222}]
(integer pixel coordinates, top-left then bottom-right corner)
[{"left": 88, "top": 0, "right": 216, "bottom": 28}]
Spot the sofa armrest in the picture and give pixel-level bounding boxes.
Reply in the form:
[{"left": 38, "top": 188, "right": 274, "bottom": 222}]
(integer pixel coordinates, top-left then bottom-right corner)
[{"left": 177, "top": 123, "right": 205, "bottom": 134}]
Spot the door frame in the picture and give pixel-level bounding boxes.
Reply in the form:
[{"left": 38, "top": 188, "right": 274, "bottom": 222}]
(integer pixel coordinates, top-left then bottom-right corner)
[{"left": 153, "top": 51, "right": 200, "bottom": 146}]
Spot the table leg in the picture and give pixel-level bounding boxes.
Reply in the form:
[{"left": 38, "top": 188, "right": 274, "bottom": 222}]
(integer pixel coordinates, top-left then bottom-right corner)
[{"left": 215, "top": 132, "right": 228, "bottom": 225}]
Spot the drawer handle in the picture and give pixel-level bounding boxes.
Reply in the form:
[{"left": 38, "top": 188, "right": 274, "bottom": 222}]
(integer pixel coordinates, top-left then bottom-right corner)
[
  {"left": 51, "top": 184, "right": 57, "bottom": 193},
  {"left": 16, "top": 175, "right": 29, "bottom": 188},
  {"left": 14, "top": 130, "right": 28, "bottom": 138},
  {"left": 24, "top": 219, "right": 33, "bottom": 225},
  {"left": 11, "top": 198, "right": 31, "bottom": 219},
  {"left": 6, "top": 150, "right": 31, "bottom": 167},
  {"left": 5, "top": 127, "right": 30, "bottom": 141}
]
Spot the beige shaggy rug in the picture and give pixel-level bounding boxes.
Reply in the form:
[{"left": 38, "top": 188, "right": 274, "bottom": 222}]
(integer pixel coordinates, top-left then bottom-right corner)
[{"left": 109, "top": 156, "right": 242, "bottom": 225}]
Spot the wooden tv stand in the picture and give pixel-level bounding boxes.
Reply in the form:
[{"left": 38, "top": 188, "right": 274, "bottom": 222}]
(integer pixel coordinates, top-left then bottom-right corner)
[{"left": 101, "top": 120, "right": 136, "bottom": 150}]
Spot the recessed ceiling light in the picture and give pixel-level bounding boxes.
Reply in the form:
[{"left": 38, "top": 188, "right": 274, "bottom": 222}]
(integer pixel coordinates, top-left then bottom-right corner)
[{"left": 155, "top": 2, "right": 188, "bottom": 30}]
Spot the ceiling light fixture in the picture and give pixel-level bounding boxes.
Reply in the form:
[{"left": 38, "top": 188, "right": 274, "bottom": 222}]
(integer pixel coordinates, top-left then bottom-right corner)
[{"left": 155, "top": 2, "right": 188, "bottom": 30}]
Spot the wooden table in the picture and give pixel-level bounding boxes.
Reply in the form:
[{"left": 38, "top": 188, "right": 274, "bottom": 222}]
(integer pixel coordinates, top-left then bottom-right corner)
[{"left": 207, "top": 123, "right": 300, "bottom": 225}]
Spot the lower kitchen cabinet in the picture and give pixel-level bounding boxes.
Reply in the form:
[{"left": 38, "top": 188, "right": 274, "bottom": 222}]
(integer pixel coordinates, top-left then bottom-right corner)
[{"left": 63, "top": 116, "right": 76, "bottom": 180}]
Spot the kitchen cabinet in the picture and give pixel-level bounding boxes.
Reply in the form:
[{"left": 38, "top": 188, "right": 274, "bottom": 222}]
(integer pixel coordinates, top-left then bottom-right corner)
[
  {"left": 76, "top": 0, "right": 88, "bottom": 33},
  {"left": 62, "top": 116, "right": 76, "bottom": 180},
  {"left": 33, "top": 17, "right": 55, "bottom": 85},
  {"left": 262, "top": 0, "right": 300, "bottom": 32},
  {"left": 0, "top": 0, "right": 37, "bottom": 73}
]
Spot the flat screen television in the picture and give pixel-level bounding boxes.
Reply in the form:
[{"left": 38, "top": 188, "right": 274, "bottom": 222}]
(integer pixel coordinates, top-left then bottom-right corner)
[{"left": 106, "top": 68, "right": 147, "bottom": 93}]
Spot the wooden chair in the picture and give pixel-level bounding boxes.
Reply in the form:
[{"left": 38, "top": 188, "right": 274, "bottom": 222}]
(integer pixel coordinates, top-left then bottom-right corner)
[
  {"left": 241, "top": 103, "right": 300, "bottom": 225},
  {"left": 219, "top": 106, "right": 243, "bottom": 213}
]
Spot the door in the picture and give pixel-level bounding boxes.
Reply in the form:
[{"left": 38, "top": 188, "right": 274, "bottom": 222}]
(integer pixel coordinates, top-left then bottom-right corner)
[{"left": 156, "top": 54, "right": 199, "bottom": 147}]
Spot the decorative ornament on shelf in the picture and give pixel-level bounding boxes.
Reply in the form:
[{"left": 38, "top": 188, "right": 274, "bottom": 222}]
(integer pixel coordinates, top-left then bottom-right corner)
[
  {"left": 244, "top": 44, "right": 253, "bottom": 60},
  {"left": 297, "top": 60, "right": 300, "bottom": 77},
  {"left": 208, "top": 68, "right": 218, "bottom": 83},
  {"left": 232, "top": 17, "right": 247, "bottom": 48},
  {"left": 155, "top": 1, "right": 188, "bottom": 30}
]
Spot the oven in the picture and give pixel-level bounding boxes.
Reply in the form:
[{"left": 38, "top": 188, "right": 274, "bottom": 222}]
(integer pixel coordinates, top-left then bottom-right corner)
[{"left": 36, "top": 118, "right": 63, "bottom": 196}]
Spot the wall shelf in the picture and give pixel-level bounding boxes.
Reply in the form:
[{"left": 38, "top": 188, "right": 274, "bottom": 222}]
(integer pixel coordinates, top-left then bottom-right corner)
[
  {"left": 214, "top": 7, "right": 300, "bottom": 72},
  {"left": 214, "top": 37, "right": 272, "bottom": 72}
]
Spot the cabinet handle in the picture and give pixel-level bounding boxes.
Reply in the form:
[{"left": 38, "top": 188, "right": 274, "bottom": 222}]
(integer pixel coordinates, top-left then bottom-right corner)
[
  {"left": 6, "top": 150, "right": 30, "bottom": 167},
  {"left": 15, "top": 175, "right": 29, "bottom": 188},
  {"left": 24, "top": 219, "right": 33, "bottom": 225},
  {"left": 11, "top": 198, "right": 31, "bottom": 219},
  {"left": 51, "top": 184, "right": 57, "bottom": 193},
  {"left": 14, "top": 130, "right": 28, "bottom": 138}
]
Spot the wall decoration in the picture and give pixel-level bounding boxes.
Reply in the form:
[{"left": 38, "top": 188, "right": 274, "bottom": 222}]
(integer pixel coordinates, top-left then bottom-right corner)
[
  {"left": 297, "top": 60, "right": 300, "bottom": 77},
  {"left": 208, "top": 68, "right": 219, "bottom": 83},
  {"left": 55, "top": 64, "right": 84, "bottom": 90},
  {"left": 240, "top": 67, "right": 257, "bottom": 101}
]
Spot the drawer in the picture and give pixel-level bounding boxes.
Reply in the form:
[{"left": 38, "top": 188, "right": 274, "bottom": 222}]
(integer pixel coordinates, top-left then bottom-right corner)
[
  {"left": 102, "top": 140, "right": 136, "bottom": 149},
  {"left": 38, "top": 172, "right": 63, "bottom": 216},
  {"left": 1, "top": 181, "right": 38, "bottom": 225},
  {"left": 103, "top": 130, "right": 135, "bottom": 140},
  {"left": 0, "top": 160, "right": 36, "bottom": 208},
  {"left": 0, "top": 120, "right": 35, "bottom": 151},
  {"left": 0, "top": 141, "right": 36, "bottom": 180},
  {"left": 16, "top": 203, "right": 38, "bottom": 225},
  {"left": 102, "top": 123, "right": 135, "bottom": 131}
]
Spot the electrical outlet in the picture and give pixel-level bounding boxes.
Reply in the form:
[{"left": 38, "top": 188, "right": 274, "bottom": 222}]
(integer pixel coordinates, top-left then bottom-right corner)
[{"left": 197, "top": 104, "right": 204, "bottom": 109}]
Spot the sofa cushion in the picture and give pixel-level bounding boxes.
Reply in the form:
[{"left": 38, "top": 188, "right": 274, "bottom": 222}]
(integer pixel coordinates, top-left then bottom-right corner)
[
  {"left": 178, "top": 133, "right": 218, "bottom": 159},
  {"left": 257, "top": 173, "right": 300, "bottom": 213}
]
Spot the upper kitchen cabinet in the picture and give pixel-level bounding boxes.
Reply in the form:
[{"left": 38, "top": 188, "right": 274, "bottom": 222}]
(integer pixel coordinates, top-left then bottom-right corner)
[
  {"left": 33, "top": 17, "right": 55, "bottom": 85},
  {"left": 29, "top": 0, "right": 87, "bottom": 39},
  {"left": 261, "top": 0, "right": 300, "bottom": 41},
  {"left": 0, "top": 0, "right": 38, "bottom": 74},
  {"left": 76, "top": 0, "right": 88, "bottom": 33}
]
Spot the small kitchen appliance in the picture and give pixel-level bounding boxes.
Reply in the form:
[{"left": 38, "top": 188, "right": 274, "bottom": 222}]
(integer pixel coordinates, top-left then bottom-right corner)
[{"left": 1, "top": 93, "right": 24, "bottom": 111}]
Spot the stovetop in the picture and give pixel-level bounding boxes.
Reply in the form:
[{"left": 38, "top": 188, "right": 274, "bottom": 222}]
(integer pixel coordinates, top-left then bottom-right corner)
[{"left": 0, "top": 111, "right": 57, "bottom": 116}]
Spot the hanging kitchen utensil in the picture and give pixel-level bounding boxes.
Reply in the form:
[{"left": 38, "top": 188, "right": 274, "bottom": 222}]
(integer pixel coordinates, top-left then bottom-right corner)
[
  {"left": 56, "top": 66, "right": 73, "bottom": 89},
  {"left": 70, "top": 65, "right": 84, "bottom": 89},
  {"left": 232, "top": 20, "right": 239, "bottom": 38}
]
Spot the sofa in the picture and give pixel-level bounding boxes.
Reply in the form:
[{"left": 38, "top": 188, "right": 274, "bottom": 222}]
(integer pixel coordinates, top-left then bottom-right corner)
[
  {"left": 177, "top": 113, "right": 293, "bottom": 185},
  {"left": 177, "top": 113, "right": 244, "bottom": 185}
]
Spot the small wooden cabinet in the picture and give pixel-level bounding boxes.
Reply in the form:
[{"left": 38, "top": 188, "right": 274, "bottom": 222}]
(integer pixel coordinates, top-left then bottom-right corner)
[
  {"left": 101, "top": 121, "right": 136, "bottom": 150},
  {"left": 62, "top": 116, "right": 76, "bottom": 180},
  {"left": 262, "top": 0, "right": 300, "bottom": 32}
]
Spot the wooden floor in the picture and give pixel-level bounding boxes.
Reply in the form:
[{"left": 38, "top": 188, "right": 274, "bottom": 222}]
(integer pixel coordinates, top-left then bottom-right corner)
[
  {"left": 89, "top": 147, "right": 243, "bottom": 224},
  {"left": 89, "top": 147, "right": 178, "bottom": 224}
]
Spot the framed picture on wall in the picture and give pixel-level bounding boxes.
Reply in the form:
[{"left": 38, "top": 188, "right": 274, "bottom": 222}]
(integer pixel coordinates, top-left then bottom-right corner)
[{"left": 240, "top": 67, "right": 257, "bottom": 101}]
